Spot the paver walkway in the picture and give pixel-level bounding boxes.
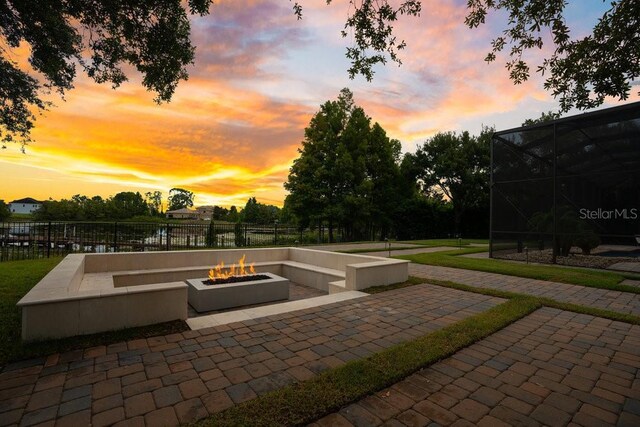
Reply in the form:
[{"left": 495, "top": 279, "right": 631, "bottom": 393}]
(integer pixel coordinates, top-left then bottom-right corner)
[
  {"left": 0, "top": 285, "right": 502, "bottom": 427},
  {"left": 313, "top": 307, "right": 640, "bottom": 427},
  {"left": 410, "top": 264, "right": 640, "bottom": 316},
  {"left": 609, "top": 262, "right": 640, "bottom": 274}
]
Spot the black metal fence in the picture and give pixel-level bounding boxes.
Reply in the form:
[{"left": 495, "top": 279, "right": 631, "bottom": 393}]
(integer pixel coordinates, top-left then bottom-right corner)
[{"left": 0, "top": 221, "right": 346, "bottom": 262}]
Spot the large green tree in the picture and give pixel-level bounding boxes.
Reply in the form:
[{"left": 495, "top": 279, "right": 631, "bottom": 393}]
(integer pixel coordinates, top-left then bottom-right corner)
[
  {"left": 109, "top": 191, "right": 147, "bottom": 219},
  {"left": 240, "top": 197, "right": 280, "bottom": 224},
  {"left": 167, "top": 188, "right": 194, "bottom": 211},
  {"left": 1, "top": 0, "right": 211, "bottom": 150},
  {"left": 361, "top": 123, "right": 403, "bottom": 238},
  {"left": 144, "top": 191, "right": 164, "bottom": 216},
  {"left": 413, "top": 128, "right": 492, "bottom": 234},
  {"left": 285, "top": 88, "right": 402, "bottom": 241},
  {"left": 285, "top": 89, "right": 352, "bottom": 241}
]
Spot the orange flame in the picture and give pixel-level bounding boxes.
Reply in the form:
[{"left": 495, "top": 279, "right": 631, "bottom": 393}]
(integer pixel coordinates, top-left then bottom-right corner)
[{"left": 208, "top": 254, "right": 256, "bottom": 281}]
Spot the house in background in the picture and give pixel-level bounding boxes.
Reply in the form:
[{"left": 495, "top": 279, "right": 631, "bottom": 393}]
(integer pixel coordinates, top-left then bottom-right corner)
[
  {"left": 166, "top": 206, "right": 215, "bottom": 220},
  {"left": 9, "top": 197, "right": 42, "bottom": 214},
  {"left": 195, "top": 206, "right": 214, "bottom": 221},
  {"left": 165, "top": 208, "right": 198, "bottom": 220}
]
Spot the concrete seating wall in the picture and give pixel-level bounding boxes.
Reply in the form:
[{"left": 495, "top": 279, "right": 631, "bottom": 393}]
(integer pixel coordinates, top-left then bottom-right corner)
[
  {"left": 18, "top": 247, "right": 408, "bottom": 341},
  {"left": 83, "top": 247, "right": 290, "bottom": 273},
  {"left": 18, "top": 254, "right": 188, "bottom": 342}
]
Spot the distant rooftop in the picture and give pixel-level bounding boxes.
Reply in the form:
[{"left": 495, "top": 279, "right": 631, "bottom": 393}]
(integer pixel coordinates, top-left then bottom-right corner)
[
  {"left": 10, "top": 197, "right": 41, "bottom": 204},
  {"left": 165, "top": 208, "right": 196, "bottom": 214}
]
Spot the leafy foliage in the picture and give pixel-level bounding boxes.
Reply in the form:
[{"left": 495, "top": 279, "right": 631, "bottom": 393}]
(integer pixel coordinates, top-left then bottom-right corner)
[
  {"left": 529, "top": 206, "right": 600, "bottom": 256},
  {"left": 284, "top": 88, "right": 404, "bottom": 241},
  {"left": 34, "top": 192, "right": 151, "bottom": 220},
  {"left": 466, "top": 0, "right": 640, "bottom": 111},
  {"left": 144, "top": 191, "right": 163, "bottom": 215},
  {"left": 167, "top": 187, "right": 194, "bottom": 211},
  {"left": 240, "top": 197, "right": 280, "bottom": 224},
  {"left": 522, "top": 110, "right": 561, "bottom": 127},
  {"left": 412, "top": 128, "right": 492, "bottom": 233},
  {"left": 0, "top": 0, "right": 212, "bottom": 149},
  {"left": 292, "top": 1, "right": 421, "bottom": 81},
  {"left": 0, "top": 200, "right": 10, "bottom": 221},
  {"left": 110, "top": 192, "right": 148, "bottom": 218},
  {"left": 392, "top": 196, "right": 453, "bottom": 241},
  {"left": 334, "top": 0, "right": 421, "bottom": 81},
  {"left": 209, "top": 205, "right": 239, "bottom": 222}
]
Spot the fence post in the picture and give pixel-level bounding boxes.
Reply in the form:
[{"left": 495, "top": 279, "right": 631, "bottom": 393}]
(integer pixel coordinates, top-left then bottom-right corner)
[
  {"left": 244, "top": 224, "right": 248, "bottom": 246},
  {"left": 166, "top": 223, "right": 171, "bottom": 251},
  {"left": 274, "top": 222, "right": 278, "bottom": 245},
  {"left": 47, "top": 222, "right": 51, "bottom": 258},
  {"left": 113, "top": 222, "right": 118, "bottom": 252}
]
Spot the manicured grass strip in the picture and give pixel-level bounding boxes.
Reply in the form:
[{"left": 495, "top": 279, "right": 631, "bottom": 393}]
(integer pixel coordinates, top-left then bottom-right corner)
[
  {"left": 338, "top": 246, "right": 422, "bottom": 254},
  {"left": 398, "top": 238, "right": 489, "bottom": 247},
  {"left": 0, "top": 258, "right": 188, "bottom": 367},
  {"left": 399, "top": 248, "right": 638, "bottom": 293},
  {"left": 198, "top": 298, "right": 539, "bottom": 427}
]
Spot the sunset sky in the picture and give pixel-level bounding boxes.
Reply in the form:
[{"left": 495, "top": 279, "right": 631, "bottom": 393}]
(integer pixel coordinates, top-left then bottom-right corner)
[{"left": 1, "top": 0, "right": 636, "bottom": 209}]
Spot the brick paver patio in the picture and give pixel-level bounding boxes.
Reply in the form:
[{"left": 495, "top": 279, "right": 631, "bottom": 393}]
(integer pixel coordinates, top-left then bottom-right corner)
[
  {"left": 0, "top": 285, "right": 501, "bottom": 427},
  {"left": 313, "top": 307, "right": 640, "bottom": 427},
  {"left": 410, "top": 263, "right": 640, "bottom": 316}
]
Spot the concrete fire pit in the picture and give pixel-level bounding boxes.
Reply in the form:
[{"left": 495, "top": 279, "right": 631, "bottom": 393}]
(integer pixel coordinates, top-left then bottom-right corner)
[
  {"left": 18, "top": 247, "right": 409, "bottom": 341},
  {"left": 187, "top": 272, "right": 289, "bottom": 312}
]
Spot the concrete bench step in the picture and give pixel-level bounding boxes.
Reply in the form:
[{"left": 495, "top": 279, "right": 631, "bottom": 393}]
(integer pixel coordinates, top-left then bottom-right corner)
[{"left": 328, "top": 280, "right": 348, "bottom": 294}]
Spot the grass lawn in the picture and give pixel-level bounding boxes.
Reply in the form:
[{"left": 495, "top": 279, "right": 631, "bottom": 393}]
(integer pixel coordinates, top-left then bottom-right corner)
[
  {"left": 6, "top": 213, "right": 33, "bottom": 221},
  {"left": 399, "top": 247, "right": 639, "bottom": 292},
  {"left": 338, "top": 245, "right": 422, "bottom": 254},
  {"left": 0, "top": 257, "right": 187, "bottom": 367},
  {"left": 399, "top": 238, "right": 489, "bottom": 247}
]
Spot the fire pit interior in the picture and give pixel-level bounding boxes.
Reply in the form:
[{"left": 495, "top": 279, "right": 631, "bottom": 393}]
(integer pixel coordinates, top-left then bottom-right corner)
[
  {"left": 204, "top": 274, "right": 270, "bottom": 285},
  {"left": 187, "top": 255, "right": 290, "bottom": 312}
]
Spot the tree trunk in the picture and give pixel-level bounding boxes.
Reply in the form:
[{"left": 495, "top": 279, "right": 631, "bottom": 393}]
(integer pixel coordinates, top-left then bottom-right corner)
[
  {"left": 453, "top": 206, "right": 463, "bottom": 236},
  {"left": 328, "top": 219, "right": 334, "bottom": 243}
]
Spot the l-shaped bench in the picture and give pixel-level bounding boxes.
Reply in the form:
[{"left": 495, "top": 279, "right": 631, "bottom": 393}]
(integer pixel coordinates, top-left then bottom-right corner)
[{"left": 18, "top": 247, "right": 408, "bottom": 341}]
